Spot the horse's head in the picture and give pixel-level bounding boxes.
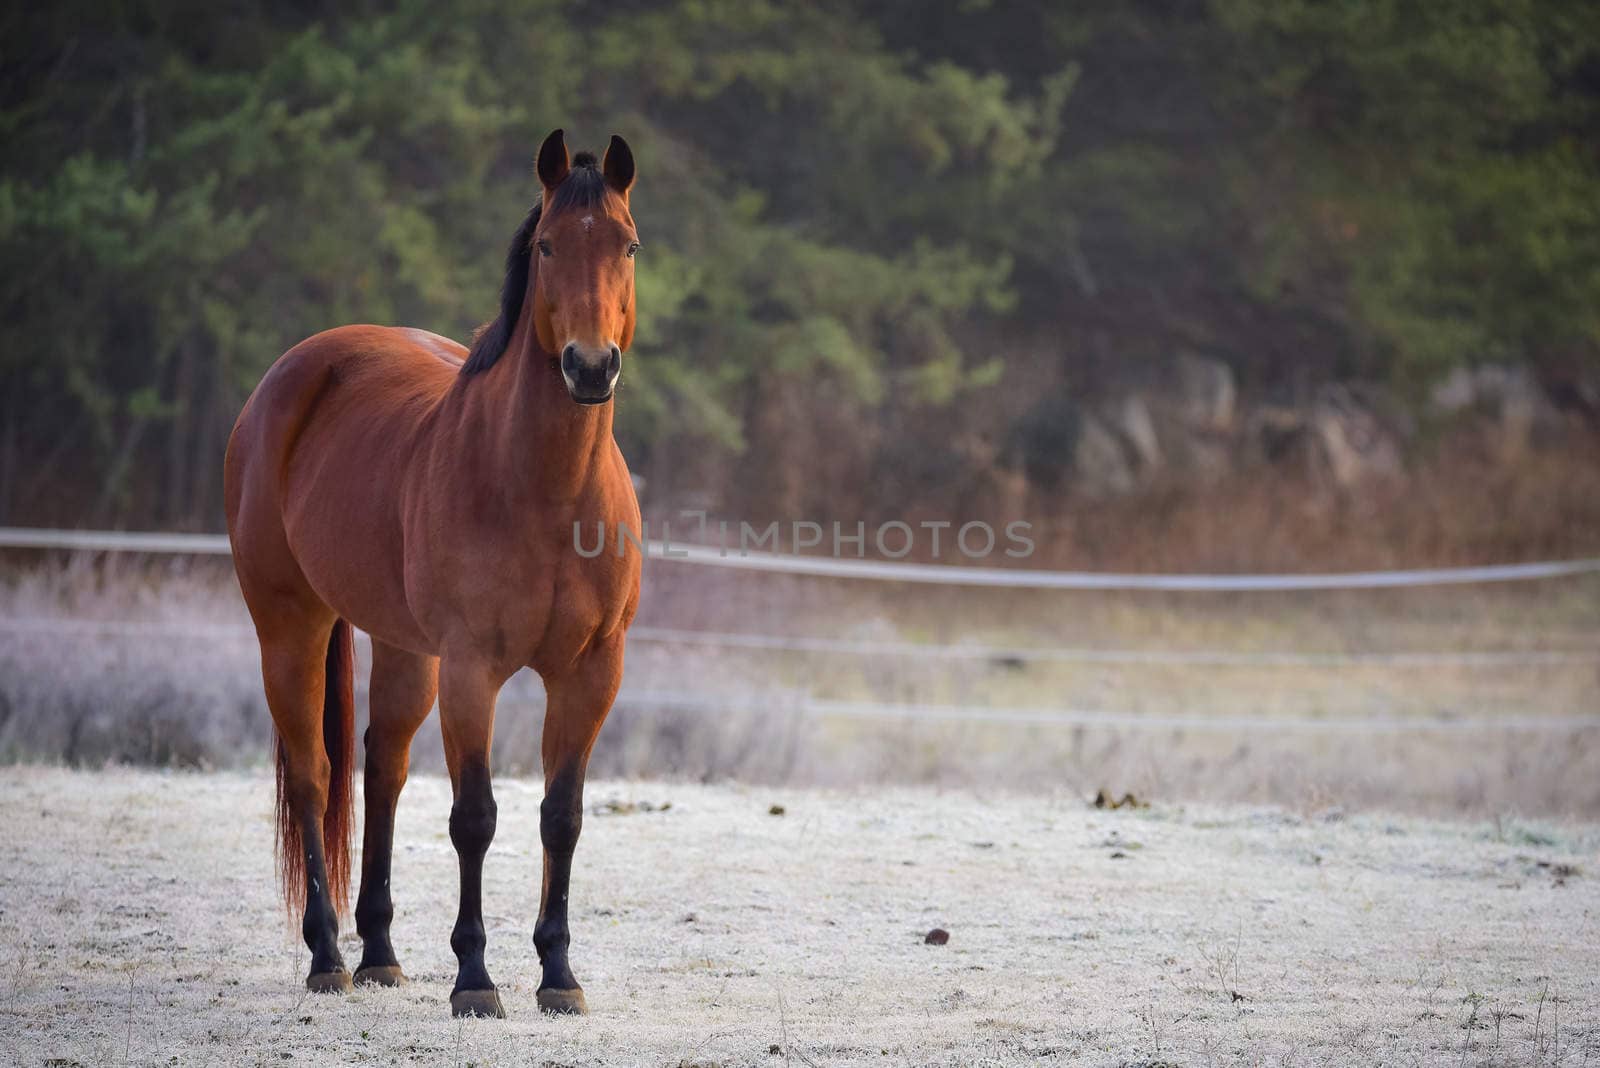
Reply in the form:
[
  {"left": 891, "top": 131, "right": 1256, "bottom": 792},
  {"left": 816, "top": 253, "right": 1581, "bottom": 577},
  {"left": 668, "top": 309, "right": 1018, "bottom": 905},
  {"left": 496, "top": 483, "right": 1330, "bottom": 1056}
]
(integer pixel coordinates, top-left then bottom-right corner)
[
  {"left": 529, "top": 128, "right": 638, "bottom": 405},
  {"left": 460, "top": 129, "right": 640, "bottom": 403}
]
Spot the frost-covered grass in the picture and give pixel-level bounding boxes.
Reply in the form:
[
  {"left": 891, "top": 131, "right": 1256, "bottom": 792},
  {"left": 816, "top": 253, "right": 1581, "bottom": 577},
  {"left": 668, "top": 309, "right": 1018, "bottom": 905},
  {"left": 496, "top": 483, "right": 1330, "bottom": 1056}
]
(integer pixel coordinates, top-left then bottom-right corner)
[
  {"left": 1, "top": 768, "right": 1596, "bottom": 1067},
  {"left": 1, "top": 557, "right": 1597, "bottom": 816}
]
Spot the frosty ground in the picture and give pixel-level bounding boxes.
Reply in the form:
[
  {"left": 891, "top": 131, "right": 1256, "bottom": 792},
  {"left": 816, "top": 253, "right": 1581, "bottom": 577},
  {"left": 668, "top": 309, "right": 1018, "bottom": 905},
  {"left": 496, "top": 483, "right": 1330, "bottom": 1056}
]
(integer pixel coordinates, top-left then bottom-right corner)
[{"left": 0, "top": 768, "right": 1595, "bottom": 1067}]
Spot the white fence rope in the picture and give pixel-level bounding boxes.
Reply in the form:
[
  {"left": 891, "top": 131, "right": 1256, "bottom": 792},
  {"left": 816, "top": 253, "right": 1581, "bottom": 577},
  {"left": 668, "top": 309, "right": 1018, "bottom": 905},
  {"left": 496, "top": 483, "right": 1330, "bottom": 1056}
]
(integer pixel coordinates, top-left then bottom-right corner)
[
  {"left": 0, "top": 528, "right": 234, "bottom": 555},
  {"left": 4, "top": 526, "right": 1600, "bottom": 591},
  {"left": 1, "top": 616, "right": 1593, "bottom": 669},
  {"left": 653, "top": 541, "right": 1600, "bottom": 590}
]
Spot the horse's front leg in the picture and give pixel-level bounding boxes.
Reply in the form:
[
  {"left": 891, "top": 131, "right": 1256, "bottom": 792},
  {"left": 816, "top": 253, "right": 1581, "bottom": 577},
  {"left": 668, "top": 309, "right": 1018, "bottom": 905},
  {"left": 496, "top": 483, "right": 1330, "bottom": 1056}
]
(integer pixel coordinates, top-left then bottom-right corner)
[
  {"left": 438, "top": 654, "right": 511, "bottom": 1018},
  {"left": 533, "top": 636, "right": 624, "bottom": 1015}
]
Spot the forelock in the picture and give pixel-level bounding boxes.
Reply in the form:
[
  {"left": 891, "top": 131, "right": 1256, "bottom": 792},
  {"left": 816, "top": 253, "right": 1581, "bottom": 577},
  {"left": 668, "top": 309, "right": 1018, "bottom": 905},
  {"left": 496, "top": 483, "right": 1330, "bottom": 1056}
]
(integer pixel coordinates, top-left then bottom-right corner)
[{"left": 547, "top": 154, "right": 610, "bottom": 216}]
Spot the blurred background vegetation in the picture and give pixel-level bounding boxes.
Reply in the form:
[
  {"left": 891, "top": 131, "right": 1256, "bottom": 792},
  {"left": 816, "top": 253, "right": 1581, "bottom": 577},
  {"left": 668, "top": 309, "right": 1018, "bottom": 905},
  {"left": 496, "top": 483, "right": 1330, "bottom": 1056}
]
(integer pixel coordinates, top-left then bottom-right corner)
[{"left": 2, "top": 0, "right": 1597, "bottom": 565}]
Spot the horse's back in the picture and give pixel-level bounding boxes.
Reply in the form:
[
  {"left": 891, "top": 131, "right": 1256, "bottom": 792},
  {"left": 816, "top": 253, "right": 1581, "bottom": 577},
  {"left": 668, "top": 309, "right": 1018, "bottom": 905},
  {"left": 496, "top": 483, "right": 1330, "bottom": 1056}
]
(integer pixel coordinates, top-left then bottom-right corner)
[
  {"left": 227, "top": 325, "right": 461, "bottom": 502},
  {"left": 225, "top": 325, "right": 465, "bottom": 641}
]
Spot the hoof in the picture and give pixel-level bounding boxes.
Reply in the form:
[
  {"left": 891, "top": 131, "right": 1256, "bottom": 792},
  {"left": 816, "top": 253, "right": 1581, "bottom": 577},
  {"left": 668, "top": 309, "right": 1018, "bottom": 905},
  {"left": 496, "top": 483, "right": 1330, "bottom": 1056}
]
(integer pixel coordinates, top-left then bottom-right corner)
[
  {"left": 450, "top": 988, "right": 506, "bottom": 1019},
  {"left": 353, "top": 964, "right": 407, "bottom": 988},
  {"left": 306, "top": 969, "right": 353, "bottom": 994},
  {"left": 537, "top": 987, "right": 588, "bottom": 1015}
]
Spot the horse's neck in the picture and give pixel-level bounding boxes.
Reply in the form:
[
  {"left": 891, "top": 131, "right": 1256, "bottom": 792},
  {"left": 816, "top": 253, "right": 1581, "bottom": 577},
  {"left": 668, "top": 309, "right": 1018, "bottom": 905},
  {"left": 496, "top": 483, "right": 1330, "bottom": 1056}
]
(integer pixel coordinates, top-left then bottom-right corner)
[{"left": 444, "top": 332, "right": 614, "bottom": 505}]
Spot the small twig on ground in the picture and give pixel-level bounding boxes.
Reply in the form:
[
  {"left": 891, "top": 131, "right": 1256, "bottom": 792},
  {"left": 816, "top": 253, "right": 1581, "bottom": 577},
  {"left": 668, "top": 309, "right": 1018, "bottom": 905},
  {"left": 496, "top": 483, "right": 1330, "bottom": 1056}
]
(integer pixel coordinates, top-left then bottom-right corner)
[
  {"left": 777, "top": 989, "right": 792, "bottom": 1067},
  {"left": 123, "top": 970, "right": 135, "bottom": 1066},
  {"left": 774, "top": 988, "right": 821, "bottom": 1068},
  {"left": 6, "top": 938, "right": 33, "bottom": 1016},
  {"left": 1552, "top": 984, "right": 1561, "bottom": 1067},
  {"left": 1196, "top": 919, "right": 1244, "bottom": 1001},
  {"left": 1459, "top": 992, "right": 1483, "bottom": 1067},
  {"left": 1535, "top": 981, "right": 1548, "bottom": 1061},
  {"left": 1140, "top": 1001, "right": 1163, "bottom": 1060}
]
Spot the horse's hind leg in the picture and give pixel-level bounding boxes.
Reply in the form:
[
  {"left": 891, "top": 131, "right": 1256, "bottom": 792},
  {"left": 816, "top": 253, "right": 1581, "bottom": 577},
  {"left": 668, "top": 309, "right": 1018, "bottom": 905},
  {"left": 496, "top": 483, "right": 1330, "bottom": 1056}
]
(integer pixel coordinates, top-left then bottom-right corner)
[
  {"left": 353, "top": 640, "right": 438, "bottom": 986},
  {"left": 259, "top": 620, "right": 352, "bottom": 992}
]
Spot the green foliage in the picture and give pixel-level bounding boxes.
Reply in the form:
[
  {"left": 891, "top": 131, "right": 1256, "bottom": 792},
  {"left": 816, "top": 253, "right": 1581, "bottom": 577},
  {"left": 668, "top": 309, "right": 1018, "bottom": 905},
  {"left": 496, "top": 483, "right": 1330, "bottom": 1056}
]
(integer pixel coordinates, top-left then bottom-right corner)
[
  {"left": 1217, "top": 0, "right": 1600, "bottom": 384},
  {"left": 0, "top": 0, "right": 1596, "bottom": 526}
]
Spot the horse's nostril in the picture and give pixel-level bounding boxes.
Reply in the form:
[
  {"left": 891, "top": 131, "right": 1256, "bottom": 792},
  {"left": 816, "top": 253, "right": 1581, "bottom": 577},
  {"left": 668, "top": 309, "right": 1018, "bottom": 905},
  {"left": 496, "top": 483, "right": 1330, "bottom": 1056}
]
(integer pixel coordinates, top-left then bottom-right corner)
[
  {"left": 607, "top": 346, "right": 621, "bottom": 378},
  {"left": 561, "top": 344, "right": 579, "bottom": 374}
]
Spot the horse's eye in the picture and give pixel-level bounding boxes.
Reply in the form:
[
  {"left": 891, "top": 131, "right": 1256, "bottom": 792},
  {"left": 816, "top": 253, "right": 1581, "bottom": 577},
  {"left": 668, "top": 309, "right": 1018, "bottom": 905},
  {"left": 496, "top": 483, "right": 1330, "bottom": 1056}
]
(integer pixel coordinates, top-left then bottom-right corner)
[
  {"left": 626, "top": 241, "right": 640, "bottom": 258},
  {"left": 536, "top": 239, "right": 552, "bottom": 258}
]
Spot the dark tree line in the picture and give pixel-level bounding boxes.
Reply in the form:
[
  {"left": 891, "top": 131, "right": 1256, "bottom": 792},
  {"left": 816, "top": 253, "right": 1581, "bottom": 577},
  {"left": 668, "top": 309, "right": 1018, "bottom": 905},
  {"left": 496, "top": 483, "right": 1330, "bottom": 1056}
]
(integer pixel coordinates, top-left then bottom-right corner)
[{"left": 2, "top": 0, "right": 1596, "bottom": 530}]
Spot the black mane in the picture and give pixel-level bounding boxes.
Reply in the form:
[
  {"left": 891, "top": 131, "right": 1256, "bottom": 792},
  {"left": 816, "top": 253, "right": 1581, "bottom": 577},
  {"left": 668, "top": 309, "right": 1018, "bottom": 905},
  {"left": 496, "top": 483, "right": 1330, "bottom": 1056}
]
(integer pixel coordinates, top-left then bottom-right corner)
[{"left": 460, "top": 155, "right": 610, "bottom": 375}]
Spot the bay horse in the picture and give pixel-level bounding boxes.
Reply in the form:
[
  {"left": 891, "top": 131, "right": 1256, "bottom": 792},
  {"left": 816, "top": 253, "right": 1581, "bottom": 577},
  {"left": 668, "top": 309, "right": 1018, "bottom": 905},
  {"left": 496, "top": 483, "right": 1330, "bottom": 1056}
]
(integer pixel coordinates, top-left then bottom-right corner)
[{"left": 224, "top": 129, "right": 642, "bottom": 1018}]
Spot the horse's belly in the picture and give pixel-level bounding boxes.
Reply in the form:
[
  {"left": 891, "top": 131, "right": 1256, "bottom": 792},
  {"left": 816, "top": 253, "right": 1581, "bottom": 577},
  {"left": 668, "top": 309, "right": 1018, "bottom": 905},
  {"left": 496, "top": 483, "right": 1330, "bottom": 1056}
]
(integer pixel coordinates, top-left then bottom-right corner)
[
  {"left": 291, "top": 520, "right": 432, "bottom": 653},
  {"left": 282, "top": 430, "right": 434, "bottom": 654}
]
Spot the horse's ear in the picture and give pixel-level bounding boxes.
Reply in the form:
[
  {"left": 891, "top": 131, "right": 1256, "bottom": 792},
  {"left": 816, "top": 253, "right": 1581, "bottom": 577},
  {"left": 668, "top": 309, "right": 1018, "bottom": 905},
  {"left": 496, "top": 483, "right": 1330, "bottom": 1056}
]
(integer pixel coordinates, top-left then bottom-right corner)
[
  {"left": 603, "top": 135, "right": 635, "bottom": 197},
  {"left": 537, "top": 128, "right": 569, "bottom": 191}
]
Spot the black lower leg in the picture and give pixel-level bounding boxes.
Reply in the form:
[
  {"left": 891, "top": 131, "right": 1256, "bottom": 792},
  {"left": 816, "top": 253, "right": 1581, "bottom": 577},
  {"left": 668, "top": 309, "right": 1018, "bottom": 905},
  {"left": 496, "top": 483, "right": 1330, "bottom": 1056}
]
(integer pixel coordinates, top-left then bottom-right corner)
[
  {"left": 354, "top": 811, "right": 399, "bottom": 971},
  {"left": 355, "top": 740, "right": 404, "bottom": 974},
  {"left": 533, "top": 765, "right": 584, "bottom": 993},
  {"left": 449, "top": 761, "right": 497, "bottom": 996},
  {"left": 300, "top": 824, "right": 347, "bottom": 980}
]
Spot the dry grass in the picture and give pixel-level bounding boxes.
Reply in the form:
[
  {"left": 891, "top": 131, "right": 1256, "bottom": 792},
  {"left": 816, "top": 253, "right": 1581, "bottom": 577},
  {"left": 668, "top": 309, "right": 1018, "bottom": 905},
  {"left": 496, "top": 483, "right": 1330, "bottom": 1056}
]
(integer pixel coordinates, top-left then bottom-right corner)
[
  {"left": 1009, "top": 435, "right": 1600, "bottom": 573},
  {"left": 1, "top": 767, "right": 1596, "bottom": 1067},
  {"left": 1, "top": 556, "right": 1597, "bottom": 816}
]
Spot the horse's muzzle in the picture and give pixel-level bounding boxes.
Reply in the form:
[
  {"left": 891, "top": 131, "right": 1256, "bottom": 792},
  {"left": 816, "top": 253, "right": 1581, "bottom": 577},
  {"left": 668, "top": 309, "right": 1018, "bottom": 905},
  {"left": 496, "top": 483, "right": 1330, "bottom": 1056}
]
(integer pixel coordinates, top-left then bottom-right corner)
[{"left": 560, "top": 343, "right": 621, "bottom": 404}]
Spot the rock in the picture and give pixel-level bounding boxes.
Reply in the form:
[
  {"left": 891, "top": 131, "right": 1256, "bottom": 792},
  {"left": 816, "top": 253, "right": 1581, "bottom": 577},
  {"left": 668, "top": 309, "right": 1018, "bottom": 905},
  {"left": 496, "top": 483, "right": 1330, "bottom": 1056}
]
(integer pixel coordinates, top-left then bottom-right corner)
[
  {"left": 1430, "top": 365, "right": 1562, "bottom": 460},
  {"left": 1252, "top": 406, "right": 1307, "bottom": 464},
  {"left": 1071, "top": 415, "right": 1136, "bottom": 497},
  {"left": 1174, "top": 353, "right": 1237, "bottom": 432},
  {"left": 924, "top": 928, "right": 950, "bottom": 945},
  {"left": 1251, "top": 386, "right": 1407, "bottom": 489},
  {"left": 768, "top": 804, "right": 785, "bottom": 816},
  {"left": 1429, "top": 365, "right": 1546, "bottom": 416},
  {"left": 1093, "top": 789, "right": 1147, "bottom": 810},
  {"left": 1171, "top": 430, "right": 1233, "bottom": 484},
  {"left": 1117, "top": 353, "right": 1236, "bottom": 486},
  {"left": 1310, "top": 386, "right": 1403, "bottom": 488},
  {"left": 1114, "top": 395, "right": 1163, "bottom": 471},
  {"left": 1551, "top": 368, "right": 1600, "bottom": 422},
  {"left": 591, "top": 798, "right": 672, "bottom": 816},
  {"left": 1429, "top": 366, "right": 1482, "bottom": 413}
]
